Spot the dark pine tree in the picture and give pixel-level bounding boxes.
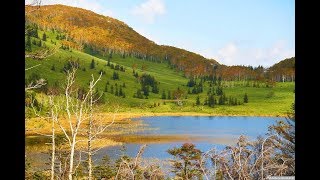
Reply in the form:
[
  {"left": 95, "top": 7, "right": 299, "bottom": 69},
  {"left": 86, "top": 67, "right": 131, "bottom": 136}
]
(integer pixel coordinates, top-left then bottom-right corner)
[
  {"left": 244, "top": 93, "right": 248, "bottom": 103},
  {"left": 119, "top": 86, "right": 123, "bottom": 96},
  {"left": 42, "top": 33, "right": 47, "bottom": 41},
  {"left": 161, "top": 90, "right": 166, "bottom": 99},
  {"left": 115, "top": 86, "right": 119, "bottom": 96},
  {"left": 26, "top": 35, "right": 32, "bottom": 51},
  {"left": 208, "top": 94, "right": 215, "bottom": 107},
  {"left": 51, "top": 65, "right": 56, "bottom": 71},
  {"left": 90, "top": 59, "right": 95, "bottom": 69},
  {"left": 167, "top": 90, "right": 171, "bottom": 99},
  {"left": 196, "top": 96, "right": 200, "bottom": 106},
  {"left": 110, "top": 85, "right": 114, "bottom": 94}
]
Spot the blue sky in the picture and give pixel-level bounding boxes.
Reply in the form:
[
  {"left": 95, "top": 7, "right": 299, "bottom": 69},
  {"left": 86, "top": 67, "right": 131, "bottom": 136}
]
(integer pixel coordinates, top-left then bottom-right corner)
[{"left": 26, "top": 0, "right": 295, "bottom": 67}]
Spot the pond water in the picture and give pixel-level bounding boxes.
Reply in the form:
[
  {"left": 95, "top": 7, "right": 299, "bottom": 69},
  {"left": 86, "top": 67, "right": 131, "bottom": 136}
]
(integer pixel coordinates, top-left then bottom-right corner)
[{"left": 93, "top": 116, "right": 284, "bottom": 161}]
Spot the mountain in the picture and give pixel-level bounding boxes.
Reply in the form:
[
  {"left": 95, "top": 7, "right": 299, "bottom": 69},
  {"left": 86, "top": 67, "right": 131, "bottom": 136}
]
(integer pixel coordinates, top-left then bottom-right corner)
[
  {"left": 25, "top": 4, "right": 219, "bottom": 78},
  {"left": 25, "top": 4, "right": 295, "bottom": 81},
  {"left": 268, "top": 57, "right": 295, "bottom": 82}
]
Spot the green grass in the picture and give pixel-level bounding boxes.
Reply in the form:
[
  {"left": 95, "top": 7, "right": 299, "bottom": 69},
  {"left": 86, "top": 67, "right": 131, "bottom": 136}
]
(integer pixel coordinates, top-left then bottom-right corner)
[{"left": 25, "top": 30, "right": 295, "bottom": 116}]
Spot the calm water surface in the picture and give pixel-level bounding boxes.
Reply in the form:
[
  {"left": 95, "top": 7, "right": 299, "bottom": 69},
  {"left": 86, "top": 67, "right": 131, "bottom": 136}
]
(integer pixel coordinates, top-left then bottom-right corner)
[{"left": 94, "top": 116, "right": 283, "bottom": 161}]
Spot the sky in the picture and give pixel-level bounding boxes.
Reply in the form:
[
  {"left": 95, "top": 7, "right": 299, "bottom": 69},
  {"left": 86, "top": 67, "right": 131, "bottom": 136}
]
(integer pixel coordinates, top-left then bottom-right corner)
[{"left": 26, "top": 0, "right": 295, "bottom": 67}]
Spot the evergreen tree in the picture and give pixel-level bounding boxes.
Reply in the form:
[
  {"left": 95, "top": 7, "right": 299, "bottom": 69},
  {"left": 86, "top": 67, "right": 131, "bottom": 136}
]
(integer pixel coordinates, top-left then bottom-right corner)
[
  {"left": 244, "top": 93, "right": 248, "bottom": 103},
  {"left": 122, "top": 82, "right": 126, "bottom": 88},
  {"left": 161, "top": 90, "right": 166, "bottom": 99},
  {"left": 119, "top": 86, "right": 123, "bottom": 96},
  {"left": 115, "top": 86, "right": 119, "bottom": 96},
  {"left": 136, "top": 89, "right": 143, "bottom": 99},
  {"left": 32, "top": 39, "right": 36, "bottom": 45},
  {"left": 218, "top": 95, "right": 223, "bottom": 105},
  {"left": 42, "top": 33, "right": 47, "bottom": 41},
  {"left": 122, "top": 92, "right": 126, "bottom": 98},
  {"left": 26, "top": 35, "right": 32, "bottom": 51},
  {"left": 142, "top": 85, "right": 149, "bottom": 96},
  {"left": 110, "top": 85, "right": 114, "bottom": 94},
  {"left": 107, "top": 59, "right": 111, "bottom": 66},
  {"left": 196, "top": 96, "right": 200, "bottom": 106},
  {"left": 51, "top": 65, "right": 56, "bottom": 71},
  {"left": 112, "top": 71, "right": 119, "bottom": 80},
  {"left": 90, "top": 59, "right": 95, "bottom": 69},
  {"left": 167, "top": 90, "right": 171, "bottom": 99},
  {"left": 152, "top": 83, "right": 159, "bottom": 94},
  {"left": 208, "top": 94, "right": 215, "bottom": 107},
  {"left": 134, "top": 72, "right": 139, "bottom": 78}
]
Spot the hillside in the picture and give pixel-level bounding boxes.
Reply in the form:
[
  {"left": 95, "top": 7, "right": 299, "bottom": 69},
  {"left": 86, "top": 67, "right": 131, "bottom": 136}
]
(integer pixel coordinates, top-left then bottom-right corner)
[
  {"left": 25, "top": 4, "right": 295, "bottom": 116},
  {"left": 25, "top": 4, "right": 219, "bottom": 78}
]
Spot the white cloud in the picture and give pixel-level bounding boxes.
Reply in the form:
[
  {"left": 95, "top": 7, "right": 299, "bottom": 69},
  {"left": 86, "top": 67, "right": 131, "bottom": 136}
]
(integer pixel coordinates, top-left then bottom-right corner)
[
  {"left": 198, "top": 41, "right": 294, "bottom": 67},
  {"left": 131, "top": 0, "right": 166, "bottom": 24},
  {"left": 217, "top": 43, "right": 238, "bottom": 65},
  {"left": 25, "top": 0, "right": 114, "bottom": 18}
]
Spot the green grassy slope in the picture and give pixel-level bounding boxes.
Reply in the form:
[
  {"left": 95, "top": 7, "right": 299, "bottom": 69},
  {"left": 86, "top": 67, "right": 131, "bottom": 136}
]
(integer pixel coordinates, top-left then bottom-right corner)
[{"left": 26, "top": 30, "right": 294, "bottom": 116}]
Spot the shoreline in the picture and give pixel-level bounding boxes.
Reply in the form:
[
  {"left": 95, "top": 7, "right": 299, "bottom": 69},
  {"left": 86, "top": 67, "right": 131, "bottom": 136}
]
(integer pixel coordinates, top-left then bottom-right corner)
[{"left": 112, "top": 112, "right": 288, "bottom": 121}]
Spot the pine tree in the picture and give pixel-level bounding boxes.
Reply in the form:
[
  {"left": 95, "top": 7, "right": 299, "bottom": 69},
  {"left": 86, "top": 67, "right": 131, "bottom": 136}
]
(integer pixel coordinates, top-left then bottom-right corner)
[
  {"left": 208, "top": 94, "right": 215, "bottom": 107},
  {"left": 110, "top": 85, "right": 114, "bottom": 94},
  {"left": 115, "top": 86, "right": 119, "bottom": 96},
  {"left": 122, "top": 82, "right": 126, "bottom": 88},
  {"left": 161, "top": 90, "right": 166, "bottom": 99},
  {"left": 119, "top": 86, "right": 123, "bottom": 96},
  {"left": 244, "top": 93, "right": 248, "bottom": 103},
  {"left": 167, "top": 90, "right": 171, "bottom": 99},
  {"left": 42, "top": 33, "right": 47, "bottom": 41},
  {"left": 51, "top": 65, "right": 56, "bottom": 71},
  {"left": 112, "top": 71, "right": 119, "bottom": 80},
  {"left": 90, "top": 59, "right": 95, "bottom": 69},
  {"left": 26, "top": 35, "right": 32, "bottom": 51},
  {"left": 218, "top": 95, "right": 223, "bottom": 105},
  {"left": 196, "top": 96, "right": 200, "bottom": 105}
]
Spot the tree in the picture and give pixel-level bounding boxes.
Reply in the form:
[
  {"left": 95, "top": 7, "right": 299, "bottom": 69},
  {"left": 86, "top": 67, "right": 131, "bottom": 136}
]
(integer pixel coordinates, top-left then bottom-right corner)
[
  {"left": 196, "top": 95, "right": 200, "bottom": 106},
  {"left": 167, "top": 143, "right": 202, "bottom": 179},
  {"left": 112, "top": 71, "right": 119, "bottom": 80},
  {"left": 42, "top": 32, "right": 47, "bottom": 41},
  {"left": 208, "top": 94, "right": 215, "bottom": 107},
  {"left": 119, "top": 86, "right": 123, "bottom": 96},
  {"left": 51, "top": 65, "right": 56, "bottom": 71},
  {"left": 244, "top": 93, "right": 248, "bottom": 103},
  {"left": 115, "top": 86, "right": 119, "bottom": 96},
  {"left": 110, "top": 85, "right": 114, "bottom": 94},
  {"left": 167, "top": 90, "right": 171, "bottom": 100},
  {"left": 90, "top": 59, "right": 95, "bottom": 69},
  {"left": 161, "top": 90, "right": 166, "bottom": 99},
  {"left": 26, "top": 35, "right": 32, "bottom": 51}
]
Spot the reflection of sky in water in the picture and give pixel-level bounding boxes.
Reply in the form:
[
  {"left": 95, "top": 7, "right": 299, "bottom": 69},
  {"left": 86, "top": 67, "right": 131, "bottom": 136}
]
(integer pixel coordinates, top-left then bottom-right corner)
[
  {"left": 133, "top": 116, "right": 283, "bottom": 138},
  {"left": 94, "top": 116, "right": 284, "bottom": 161}
]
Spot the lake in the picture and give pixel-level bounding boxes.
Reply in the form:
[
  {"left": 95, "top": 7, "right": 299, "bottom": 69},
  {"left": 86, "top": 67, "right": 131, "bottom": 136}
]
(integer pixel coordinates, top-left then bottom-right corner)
[{"left": 93, "top": 116, "right": 284, "bottom": 162}]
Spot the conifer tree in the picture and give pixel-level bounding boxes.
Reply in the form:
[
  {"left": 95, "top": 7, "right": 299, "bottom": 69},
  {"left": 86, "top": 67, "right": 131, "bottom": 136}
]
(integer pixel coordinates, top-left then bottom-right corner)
[
  {"left": 244, "top": 93, "right": 248, "bottom": 103},
  {"left": 90, "top": 59, "right": 95, "bottom": 69},
  {"left": 161, "top": 90, "right": 166, "bottom": 99},
  {"left": 196, "top": 96, "right": 200, "bottom": 105},
  {"left": 42, "top": 33, "right": 47, "bottom": 41}
]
